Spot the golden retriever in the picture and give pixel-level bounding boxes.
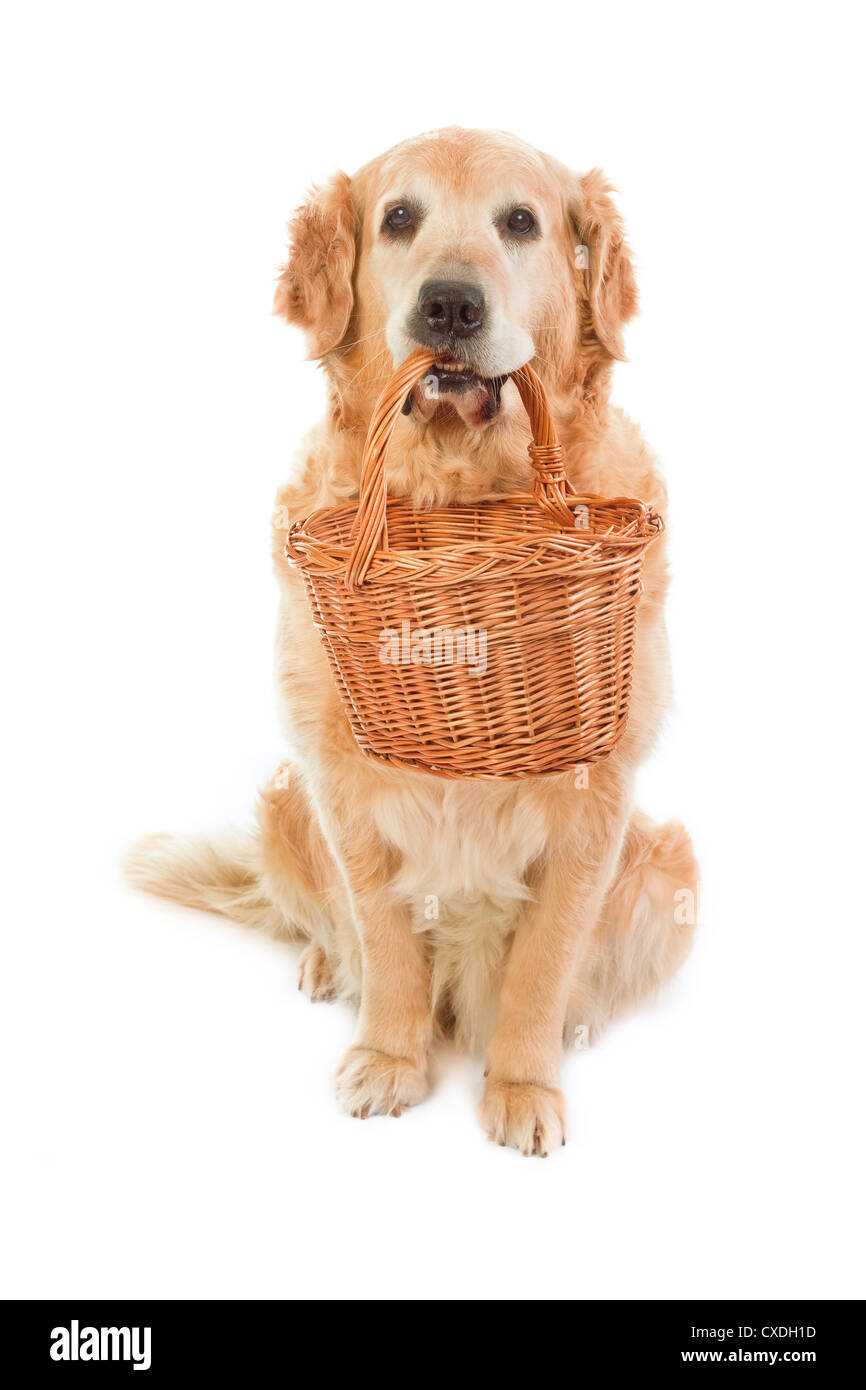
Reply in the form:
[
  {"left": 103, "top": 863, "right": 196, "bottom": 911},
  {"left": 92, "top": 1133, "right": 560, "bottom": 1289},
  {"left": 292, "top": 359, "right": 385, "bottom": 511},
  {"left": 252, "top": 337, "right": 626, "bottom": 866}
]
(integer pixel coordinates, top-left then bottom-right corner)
[{"left": 127, "top": 128, "right": 698, "bottom": 1156}]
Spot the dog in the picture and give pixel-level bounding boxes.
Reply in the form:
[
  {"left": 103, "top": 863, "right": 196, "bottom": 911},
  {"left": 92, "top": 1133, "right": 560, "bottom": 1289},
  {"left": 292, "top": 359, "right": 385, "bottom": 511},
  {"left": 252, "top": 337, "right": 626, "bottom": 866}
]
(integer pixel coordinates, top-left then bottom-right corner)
[{"left": 127, "top": 128, "right": 698, "bottom": 1156}]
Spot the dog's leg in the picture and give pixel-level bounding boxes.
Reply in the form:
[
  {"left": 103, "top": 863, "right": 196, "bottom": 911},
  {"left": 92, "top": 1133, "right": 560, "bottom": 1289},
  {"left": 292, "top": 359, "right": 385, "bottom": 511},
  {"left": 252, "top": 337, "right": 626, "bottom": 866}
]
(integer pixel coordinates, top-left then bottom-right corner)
[
  {"left": 480, "top": 781, "right": 629, "bottom": 1156},
  {"left": 255, "top": 766, "right": 349, "bottom": 1001},
  {"left": 312, "top": 805, "right": 432, "bottom": 1119},
  {"left": 335, "top": 892, "right": 432, "bottom": 1117},
  {"left": 568, "top": 810, "right": 699, "bottom": 1033}
]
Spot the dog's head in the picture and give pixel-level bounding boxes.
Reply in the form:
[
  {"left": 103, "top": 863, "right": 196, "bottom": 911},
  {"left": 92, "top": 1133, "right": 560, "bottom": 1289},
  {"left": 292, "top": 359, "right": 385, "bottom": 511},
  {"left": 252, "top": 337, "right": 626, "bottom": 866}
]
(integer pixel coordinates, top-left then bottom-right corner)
[{"left": 275, "top": 128, "right": 637, "bottom": 429}]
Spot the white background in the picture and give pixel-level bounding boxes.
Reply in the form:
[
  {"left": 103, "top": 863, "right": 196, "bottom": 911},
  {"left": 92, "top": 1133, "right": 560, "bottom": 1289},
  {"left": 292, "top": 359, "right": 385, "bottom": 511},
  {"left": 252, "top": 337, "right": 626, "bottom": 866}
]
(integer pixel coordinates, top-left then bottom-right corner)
[{"left": 2, "top": 0, "right": 864, "bottom": 1300}]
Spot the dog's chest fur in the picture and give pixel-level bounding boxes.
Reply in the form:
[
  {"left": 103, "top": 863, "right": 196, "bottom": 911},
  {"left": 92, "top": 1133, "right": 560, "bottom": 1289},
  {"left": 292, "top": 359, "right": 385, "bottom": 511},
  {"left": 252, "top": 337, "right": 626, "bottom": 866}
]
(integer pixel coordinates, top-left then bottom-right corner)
[
  {"left": 374, "top": 776, "right": 550, "bottom": 903},
  {"left": 370, "top": 775, "right": 555, "bottom": 1047}
]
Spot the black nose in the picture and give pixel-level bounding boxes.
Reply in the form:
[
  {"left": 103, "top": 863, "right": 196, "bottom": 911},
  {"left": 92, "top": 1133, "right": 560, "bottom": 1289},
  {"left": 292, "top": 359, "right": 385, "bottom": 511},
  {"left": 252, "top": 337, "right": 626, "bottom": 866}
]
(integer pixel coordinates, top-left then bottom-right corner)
[{"left": 416, "top": 280, "right": 485, "bottom": 340}]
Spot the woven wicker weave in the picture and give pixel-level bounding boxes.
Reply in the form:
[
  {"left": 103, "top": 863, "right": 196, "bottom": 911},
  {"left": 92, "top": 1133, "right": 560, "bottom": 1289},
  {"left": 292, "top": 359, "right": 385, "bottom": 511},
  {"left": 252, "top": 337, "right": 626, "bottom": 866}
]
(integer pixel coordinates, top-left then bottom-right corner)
[{"left": 285, "top": 349, "right": 663, "bottom": 780}]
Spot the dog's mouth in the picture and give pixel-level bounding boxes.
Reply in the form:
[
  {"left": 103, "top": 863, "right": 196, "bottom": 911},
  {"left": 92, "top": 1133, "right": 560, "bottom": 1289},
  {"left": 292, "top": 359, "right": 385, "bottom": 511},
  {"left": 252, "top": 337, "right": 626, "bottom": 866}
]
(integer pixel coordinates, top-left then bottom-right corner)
[{"left": 402, "top": 357, "right": 508, "bottom": 428}]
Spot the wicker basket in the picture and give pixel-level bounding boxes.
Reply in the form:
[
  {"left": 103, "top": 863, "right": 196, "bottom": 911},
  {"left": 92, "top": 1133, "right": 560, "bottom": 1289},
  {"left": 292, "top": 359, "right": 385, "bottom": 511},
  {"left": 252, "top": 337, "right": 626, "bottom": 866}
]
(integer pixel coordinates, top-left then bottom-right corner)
[{"left": 285, "top": 349, "right": 663, "bottom": 780}]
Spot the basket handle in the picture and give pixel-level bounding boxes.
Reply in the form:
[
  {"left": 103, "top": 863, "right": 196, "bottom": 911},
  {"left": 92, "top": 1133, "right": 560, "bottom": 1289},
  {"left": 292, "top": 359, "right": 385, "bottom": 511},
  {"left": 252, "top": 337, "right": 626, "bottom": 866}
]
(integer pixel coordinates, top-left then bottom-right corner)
[{"left": 345, "top": 348, "right": 578, "bottom": 589}]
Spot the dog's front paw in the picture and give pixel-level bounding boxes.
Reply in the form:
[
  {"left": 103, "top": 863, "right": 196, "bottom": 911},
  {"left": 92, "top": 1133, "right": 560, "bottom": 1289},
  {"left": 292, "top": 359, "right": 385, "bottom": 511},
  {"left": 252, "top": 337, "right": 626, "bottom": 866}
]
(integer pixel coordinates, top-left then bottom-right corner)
[
  {"left": 336, "top": 1046, "right": 429, "bottom": 1118},
  {"left": 480, "top": 1079, "right": 566, "bottom": 1156}
]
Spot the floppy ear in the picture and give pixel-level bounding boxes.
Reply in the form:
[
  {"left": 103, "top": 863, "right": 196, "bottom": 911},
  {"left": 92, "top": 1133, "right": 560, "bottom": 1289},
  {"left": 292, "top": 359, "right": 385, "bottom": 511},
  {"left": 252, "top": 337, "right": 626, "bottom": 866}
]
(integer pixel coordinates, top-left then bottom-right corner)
[
  {"left": 571, "top": 168, "right": 638, "bottom": 361},
  {"left": 274, "top": 172, "right": 356, "bottom": 358}
]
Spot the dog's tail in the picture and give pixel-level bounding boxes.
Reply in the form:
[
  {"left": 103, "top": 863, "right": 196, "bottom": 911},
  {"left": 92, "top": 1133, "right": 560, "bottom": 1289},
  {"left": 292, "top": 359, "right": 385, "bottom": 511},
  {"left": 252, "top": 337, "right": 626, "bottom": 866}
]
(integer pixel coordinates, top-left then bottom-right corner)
[{"left": 123, "top": 828, "right": 290, "bottom": 936}]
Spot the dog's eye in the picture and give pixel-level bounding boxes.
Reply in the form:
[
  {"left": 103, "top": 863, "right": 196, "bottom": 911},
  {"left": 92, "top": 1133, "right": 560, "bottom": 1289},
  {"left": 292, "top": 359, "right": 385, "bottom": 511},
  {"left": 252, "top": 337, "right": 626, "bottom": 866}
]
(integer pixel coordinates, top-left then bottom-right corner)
[
  {"left": 384, "top": 205, "right": 414, "bottom": 233},
  {"left": 505, "top": 207, "right": 536, "bottom": 236}
]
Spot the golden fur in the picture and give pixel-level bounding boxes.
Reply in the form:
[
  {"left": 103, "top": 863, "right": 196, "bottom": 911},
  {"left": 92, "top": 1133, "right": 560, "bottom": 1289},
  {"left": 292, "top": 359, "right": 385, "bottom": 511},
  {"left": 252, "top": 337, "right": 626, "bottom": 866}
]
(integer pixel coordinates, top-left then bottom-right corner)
[{"left": 126, "top": 128, "right": 698, "bottom": 1155}]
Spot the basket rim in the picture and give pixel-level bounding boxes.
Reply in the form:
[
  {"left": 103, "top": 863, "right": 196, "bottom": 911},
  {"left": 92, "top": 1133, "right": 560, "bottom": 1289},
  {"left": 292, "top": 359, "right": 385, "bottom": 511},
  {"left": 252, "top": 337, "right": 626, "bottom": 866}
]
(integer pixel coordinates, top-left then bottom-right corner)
[
  {"left": 299, "top": 488, "right": 655, "bottom": 528},
  {"left": 286, "top": 491, "right": 662, "bottom": 589}
]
